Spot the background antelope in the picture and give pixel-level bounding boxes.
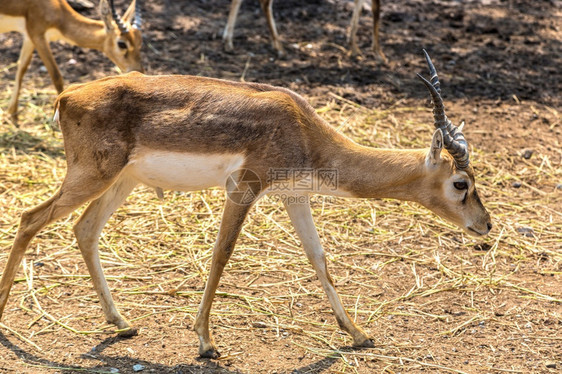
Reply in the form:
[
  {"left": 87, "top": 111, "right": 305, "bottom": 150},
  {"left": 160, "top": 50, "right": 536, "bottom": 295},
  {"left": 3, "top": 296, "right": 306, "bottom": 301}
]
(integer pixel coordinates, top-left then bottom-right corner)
[
  {"left": 0, "top": 52, "right": 490, "bottom": 358},
  {"left": 223, "top": 0, "right": 385, "bottom": 61},
  {"left": 0, "top": 0, "right": 143, "bottom": 123}
]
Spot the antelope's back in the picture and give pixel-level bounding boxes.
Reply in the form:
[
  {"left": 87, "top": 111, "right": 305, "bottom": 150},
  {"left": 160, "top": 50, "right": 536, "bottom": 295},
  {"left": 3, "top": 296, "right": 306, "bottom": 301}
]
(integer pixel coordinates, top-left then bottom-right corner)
[{"left": 54, "top": 73, "right": 333, "bottom": 171}]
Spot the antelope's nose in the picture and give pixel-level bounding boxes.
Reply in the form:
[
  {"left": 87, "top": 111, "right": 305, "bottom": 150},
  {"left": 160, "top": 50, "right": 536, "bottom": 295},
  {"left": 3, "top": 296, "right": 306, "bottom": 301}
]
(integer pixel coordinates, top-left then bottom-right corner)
[
  {"left": 127, "top": 66, "right": 144, "bottom": 74},
  {"left": 486, "top": 222, "right": 492, "bottom": 232}
]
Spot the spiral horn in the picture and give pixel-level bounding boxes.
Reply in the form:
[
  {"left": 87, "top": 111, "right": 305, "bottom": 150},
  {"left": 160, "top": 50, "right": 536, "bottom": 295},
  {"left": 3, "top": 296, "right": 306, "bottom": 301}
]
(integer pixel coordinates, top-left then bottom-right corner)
[
  {"left": 109, "top": 0, "right": 130, "bottom": 34},
  {"left": 417, "top": 50, "right": 469, "bottom": 169}
]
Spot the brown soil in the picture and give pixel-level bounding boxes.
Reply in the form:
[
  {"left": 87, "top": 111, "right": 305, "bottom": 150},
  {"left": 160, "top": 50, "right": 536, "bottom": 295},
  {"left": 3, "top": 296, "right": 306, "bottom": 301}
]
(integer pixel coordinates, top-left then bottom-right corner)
[{"left": 0, "top": 0, "right": 560, "bottom": 373}]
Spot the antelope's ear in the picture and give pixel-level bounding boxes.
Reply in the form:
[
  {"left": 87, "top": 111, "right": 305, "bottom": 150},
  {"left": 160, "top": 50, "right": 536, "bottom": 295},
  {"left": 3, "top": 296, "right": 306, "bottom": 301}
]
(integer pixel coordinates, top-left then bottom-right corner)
[
  {"left": 123, "top": 0, "right": 136, "bottom": 25},
  {"left": 99, "top": 0, "right": 115, "bottom": 32},
  {"left": 427, "top": 128, "right": 443, "bottom": 166}
]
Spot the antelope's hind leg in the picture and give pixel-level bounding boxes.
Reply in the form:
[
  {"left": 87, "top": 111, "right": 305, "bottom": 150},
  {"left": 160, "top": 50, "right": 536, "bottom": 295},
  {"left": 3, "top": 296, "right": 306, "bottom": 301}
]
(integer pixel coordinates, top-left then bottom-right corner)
[
  {"left": 259, "top": 0, "right": 284, "bottom": 57},
  {"left": 370, "top": 0, "right": 387, "bottom": 63},
  {"left": 0, "top": 170, "right": 121, "bottom": 319},
  {"left": 73, "top": 173, "right": 138, "bottom": 336},
  {"left": 7, "top": 38, "right": 34, "bottom": 124},
  {"left": 194, "top": 198, "right": 256, "bottom": 358}
]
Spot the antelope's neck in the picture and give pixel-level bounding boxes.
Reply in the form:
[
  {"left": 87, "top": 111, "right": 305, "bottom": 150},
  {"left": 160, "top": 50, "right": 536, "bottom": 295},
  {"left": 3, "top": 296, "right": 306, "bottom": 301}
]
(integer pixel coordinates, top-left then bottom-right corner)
[
  {"left": 321, "top": 142, "right": 428, "bottom": 201},
  {"left": 56, "top": 4, "right": 106, "bottom": 50}
]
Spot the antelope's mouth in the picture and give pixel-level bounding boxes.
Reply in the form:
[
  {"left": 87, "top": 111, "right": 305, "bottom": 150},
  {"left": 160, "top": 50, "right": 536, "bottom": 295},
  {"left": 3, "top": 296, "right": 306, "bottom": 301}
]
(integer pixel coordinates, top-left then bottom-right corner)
[{"left": 466, "top": 226, "right": 488, "bottom": 237}]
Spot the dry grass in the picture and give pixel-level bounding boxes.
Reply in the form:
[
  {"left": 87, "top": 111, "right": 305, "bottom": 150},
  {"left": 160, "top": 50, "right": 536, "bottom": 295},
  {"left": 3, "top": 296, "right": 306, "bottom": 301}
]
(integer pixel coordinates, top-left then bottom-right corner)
[{"left": 0, "top": 78, "right": 560, "bottom": 373}]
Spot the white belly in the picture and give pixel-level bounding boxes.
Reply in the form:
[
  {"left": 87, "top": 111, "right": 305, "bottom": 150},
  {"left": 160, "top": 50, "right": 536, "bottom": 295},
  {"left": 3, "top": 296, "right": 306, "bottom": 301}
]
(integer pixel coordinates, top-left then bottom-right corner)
[
  {"left": 126, "top": 149, "right": 246, "bottom": 192},
  {"left": 0, "top": 15, "right": 72, "bottom": 44},
  {"left": 0, "top": 15, "right": 26, "bottom": 34}
]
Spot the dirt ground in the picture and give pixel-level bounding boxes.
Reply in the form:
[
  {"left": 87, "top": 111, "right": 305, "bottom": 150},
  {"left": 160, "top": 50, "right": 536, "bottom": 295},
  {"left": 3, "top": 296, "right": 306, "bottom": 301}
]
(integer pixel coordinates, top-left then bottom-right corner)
[{"left": 0, "top": 0, "right": 560, "bottom": 373}]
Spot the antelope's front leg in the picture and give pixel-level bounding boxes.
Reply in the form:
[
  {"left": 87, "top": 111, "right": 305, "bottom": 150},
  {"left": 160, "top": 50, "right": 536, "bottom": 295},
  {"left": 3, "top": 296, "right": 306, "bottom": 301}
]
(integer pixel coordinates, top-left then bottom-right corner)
[
  {"left": 284, "top": 199, "right": 374, "bottom": 348},
  {"left": 348, "top": 0, "right": 364, "bottom": 57},
  {"left": 223, "top": 0, "right": 243, "bottom": 52},
  {"left": 194, "top": 198, "right": 255, "bottom": 358}
]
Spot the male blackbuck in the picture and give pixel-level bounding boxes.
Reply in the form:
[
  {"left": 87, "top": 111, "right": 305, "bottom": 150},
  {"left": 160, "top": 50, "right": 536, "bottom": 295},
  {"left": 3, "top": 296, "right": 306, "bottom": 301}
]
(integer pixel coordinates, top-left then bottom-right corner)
[
  {"left": 0, "top": 0, "right": 143, "bottom": 123},
  {"left": 0, "top": 52, "right": 490, "bottom": 358},
  {"left": 223, "top": 0, "right": 385, "bottom": 61}
]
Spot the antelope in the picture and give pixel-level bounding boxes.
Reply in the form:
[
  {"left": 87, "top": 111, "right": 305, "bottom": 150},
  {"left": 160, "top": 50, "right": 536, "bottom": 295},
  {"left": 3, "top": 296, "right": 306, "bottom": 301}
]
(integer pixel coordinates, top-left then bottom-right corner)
[
  {"left": 0, "top": 51, "right": 491, "bottom": 358},
  {"left": 223, "top": 0, "right": 385, "bottom": 61},
  {"left": 0, "top": 0, "right": 143, "bottom": 123}
]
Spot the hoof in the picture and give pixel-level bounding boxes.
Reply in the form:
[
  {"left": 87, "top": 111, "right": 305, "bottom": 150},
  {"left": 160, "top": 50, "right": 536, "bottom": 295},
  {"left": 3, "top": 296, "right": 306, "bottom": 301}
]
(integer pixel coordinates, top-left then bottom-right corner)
[
  {"left": 349, "top": 44, "right": 362, "bottom": 58},
  {"left": 372, "top": 50, "right": 388, "bottom": 65},
  {"left": 7, "top": 113, "right": 19, "bottom": 127},
  {"left": 199, "top": 348, "right": 221, "bottom": 359},
  {"left": 223, "top": 42, "right": 235, "bottom": 54},
  {"left": 116, "top": 327, "right": 138, "bottom": 338},
  {"left": 273, "top": 45, "right": 285, "bottom": 59},
  {"left": 353, "top": 338, "right": 375, "bottom": 348}
]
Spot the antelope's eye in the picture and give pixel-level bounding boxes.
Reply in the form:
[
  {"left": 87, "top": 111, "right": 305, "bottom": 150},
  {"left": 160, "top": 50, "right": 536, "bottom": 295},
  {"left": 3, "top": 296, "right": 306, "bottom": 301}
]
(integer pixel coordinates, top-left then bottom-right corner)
[
  {"left": 454, "top": 181, "right": 468, "bottom": 190},
  {"left": 117, "top": 40, "right": 128, "bottom": 50}
]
